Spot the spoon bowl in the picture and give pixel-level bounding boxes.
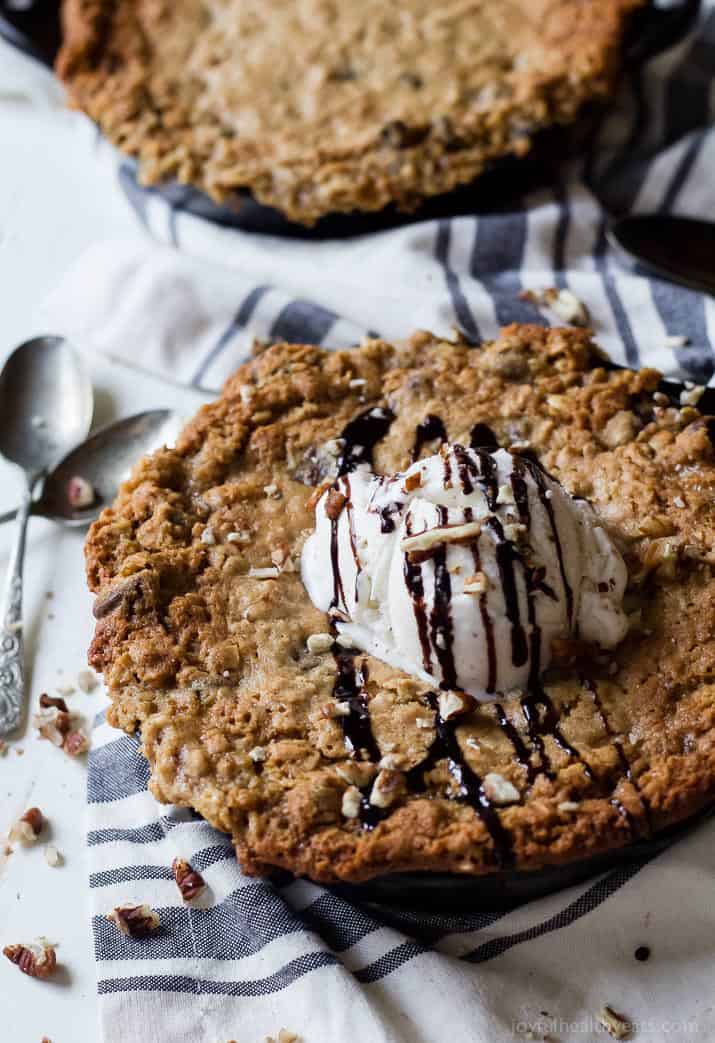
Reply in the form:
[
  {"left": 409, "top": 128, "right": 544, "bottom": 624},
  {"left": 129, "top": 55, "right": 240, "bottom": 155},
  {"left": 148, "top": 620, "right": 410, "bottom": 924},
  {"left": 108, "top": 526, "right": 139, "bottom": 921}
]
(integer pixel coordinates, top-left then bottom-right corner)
[
  {"left": 0, "top": 335, "right": 93, "bottom": 476},
  {"left": 37, "top": 409, "right": 184, "bottom": 526},
  {"left": 607, "top": 215, "right": 715, "bottom": 299}
]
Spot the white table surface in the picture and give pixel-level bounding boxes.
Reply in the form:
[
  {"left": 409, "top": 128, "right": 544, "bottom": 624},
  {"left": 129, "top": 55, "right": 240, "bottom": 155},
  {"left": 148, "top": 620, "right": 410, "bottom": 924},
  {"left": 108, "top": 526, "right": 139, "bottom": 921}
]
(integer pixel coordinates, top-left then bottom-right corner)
[{"left": 0, "top": 39, "right": 207, "bottom": 1041}]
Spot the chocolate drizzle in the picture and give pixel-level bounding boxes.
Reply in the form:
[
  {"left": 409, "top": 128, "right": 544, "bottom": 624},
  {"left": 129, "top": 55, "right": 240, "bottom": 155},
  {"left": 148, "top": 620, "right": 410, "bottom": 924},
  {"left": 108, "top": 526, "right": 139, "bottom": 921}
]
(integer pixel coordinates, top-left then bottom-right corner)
[
  {"left": 333, "top": 651, "right": 381, "bottom": 764},
  {"left": 527, "top": 460, "right": 574, "bottom": 626},
  {"left": 475, "top": 448, "right": 529, "bottom": 668},
  {"left": 331, "top": 646, "right": 513, "bottom": 861},
  {"left": 322, "top": 410, "right": 610, "bottom": 847},
  {"left": 337, "top": 406, "right": 396, "bottom": 476},
  {"left": 584, "top": 679, "right": 652, "bottom": 835},
  {"left": 470, "top": 423, "right": 499, "bottom": 450},
  {"left": 412, "top": 414, "right": 447, "bottom": 461},
  {"left": 521, "top": 689, "right": 595, "bottom": 782},
  {"left": 494, "top": 702, "right": 536, "bottom": 783},
  {"left": 403, "top": 512, "right": 433, "bottom": 674},
  {"left": 464, "top": 505, "right": 497, "bottom": 693},
  {"left": 378, "top": 502, "right": 402, "bottom": 533},
  {"left": 428, "top": 506, "right": 458, "bottom": 690},
  {"left": 328, "top": 483, "right": 347, "bottom": 614},
  {"left": 407, "top": 693, "right": 514, "bottom": 868},
  {"left": 329, "top": 405, "right": 395, "bottom": 609}
]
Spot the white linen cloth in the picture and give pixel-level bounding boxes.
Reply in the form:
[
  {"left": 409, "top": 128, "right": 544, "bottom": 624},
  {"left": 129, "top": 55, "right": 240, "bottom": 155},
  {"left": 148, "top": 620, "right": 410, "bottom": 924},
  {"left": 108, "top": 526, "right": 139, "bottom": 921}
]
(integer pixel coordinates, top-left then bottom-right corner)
[{"left": 2, "top": 4, "right": 715, "bottom": 1040}]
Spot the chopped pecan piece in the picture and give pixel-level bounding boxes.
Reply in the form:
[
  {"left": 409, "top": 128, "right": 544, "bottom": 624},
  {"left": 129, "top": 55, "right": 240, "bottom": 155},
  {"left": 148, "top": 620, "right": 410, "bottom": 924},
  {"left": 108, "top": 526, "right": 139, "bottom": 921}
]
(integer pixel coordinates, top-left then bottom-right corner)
[
  {"left": 401, "top": 521, "right": 482, "bottom": 558},
  {"left": 63, "top": 730, "right": 90, "bottom": 757},
  {"left": 92, "top": 575, "right": 143, "bottom": 619},
  {"left": 325, "top": 488, "right": 347, "bottom": 520},
  {"left": 520, "top": 287, "right": 590, "bottom": 327},
  {"left": 598, "top": 1005, "right": 632, "bottom": 1040},
  {"left": 108, "top": 904, "right": 160, "bottom": 938},
  {"left": 172, "top": 857, "right": 207, "bottom": 901},
  {"left": 306, "top": 632, "right": 334, "bottom": 654},
  {"left": 77, "top": 669, "right": 97, "bottom": 693},
  {"left": 33, "top": 707, "right": 71, "bottom": 747},
  {"left": 438, "top": 690, "right": 476, "bottom": 721},
  {"left": 482, "top": 772, "right": 521, "bottom": 806},
  {"left": 44, "top": 844, "right": 63, "bottom": 867},
  {"left": 341, "top": 786, "right": 363, "bottom": 819},
  {"left": 67, "top": 475, "right": 95, "bottom": 508},
  {"left": 3, "top": 938, "right": 57, "bottom": 978},
  {"left": 369, "top": 769, "right": 406, "bottom": 809},
  {"left": 9, "top": 807, "right": 44, "bottom": 845}
]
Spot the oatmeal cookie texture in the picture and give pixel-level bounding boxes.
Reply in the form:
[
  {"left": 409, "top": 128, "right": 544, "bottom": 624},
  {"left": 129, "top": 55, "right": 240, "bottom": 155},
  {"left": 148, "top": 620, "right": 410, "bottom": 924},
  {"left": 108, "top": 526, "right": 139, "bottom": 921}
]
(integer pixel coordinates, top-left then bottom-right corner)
[
  {"left": 85, "top": 326, "right": 715, "bottom": 883},
  {"left": 58, "top": 0, "right": 643, "bottom": 224}
]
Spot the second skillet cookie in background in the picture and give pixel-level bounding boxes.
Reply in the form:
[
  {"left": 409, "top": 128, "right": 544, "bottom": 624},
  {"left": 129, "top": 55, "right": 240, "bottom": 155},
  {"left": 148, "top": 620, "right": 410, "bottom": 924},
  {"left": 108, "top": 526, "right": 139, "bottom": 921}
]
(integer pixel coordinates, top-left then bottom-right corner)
[{"left": 56, "top": 0, "right": 644, "bottom": 225}]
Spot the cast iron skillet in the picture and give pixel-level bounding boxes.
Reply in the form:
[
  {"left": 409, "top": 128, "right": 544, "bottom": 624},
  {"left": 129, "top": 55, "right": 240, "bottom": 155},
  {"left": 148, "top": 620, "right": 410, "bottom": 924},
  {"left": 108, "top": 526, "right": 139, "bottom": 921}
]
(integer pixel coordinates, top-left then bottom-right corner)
[
  {"left": 0, "top": 0, "right": 701, "bottom": 240},
  {"left": 336, "top": 376, "right": 715, "bottom": 909},
  {"left": 4, "top": 0, "right": 712, "bottom": 909}
]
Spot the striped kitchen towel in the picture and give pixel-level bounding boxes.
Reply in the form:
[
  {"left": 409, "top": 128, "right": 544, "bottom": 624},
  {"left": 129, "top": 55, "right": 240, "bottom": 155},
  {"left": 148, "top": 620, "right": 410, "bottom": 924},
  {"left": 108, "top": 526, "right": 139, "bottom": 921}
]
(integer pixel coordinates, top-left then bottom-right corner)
[{"left": 34, "top": 2, "right": 715, "bottom": 1041}]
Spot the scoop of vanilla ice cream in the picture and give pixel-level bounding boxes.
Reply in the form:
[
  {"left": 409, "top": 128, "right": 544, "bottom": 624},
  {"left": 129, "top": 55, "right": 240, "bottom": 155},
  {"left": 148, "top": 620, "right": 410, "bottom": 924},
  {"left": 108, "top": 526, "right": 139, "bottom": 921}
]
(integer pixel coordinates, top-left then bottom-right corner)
[{"left": 301, "top": 445, "right": 628, "bottom": 700}]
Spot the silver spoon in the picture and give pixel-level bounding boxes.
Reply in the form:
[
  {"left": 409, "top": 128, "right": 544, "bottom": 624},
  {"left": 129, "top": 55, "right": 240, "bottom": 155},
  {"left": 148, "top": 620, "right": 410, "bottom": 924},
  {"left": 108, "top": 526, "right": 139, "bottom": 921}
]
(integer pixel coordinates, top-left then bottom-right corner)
[
  {"left": 0, "top": 336, "right": 93, "bottom": 734},
  {"left": 0, "top": 409, "right": 184, "bottom": 527}
]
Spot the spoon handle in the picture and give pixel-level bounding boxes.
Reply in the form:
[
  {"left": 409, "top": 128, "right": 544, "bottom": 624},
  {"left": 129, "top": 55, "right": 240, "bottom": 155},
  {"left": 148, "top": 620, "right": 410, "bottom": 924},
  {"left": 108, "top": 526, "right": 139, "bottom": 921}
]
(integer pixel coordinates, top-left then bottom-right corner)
[
  {"left": 0, "top": 486, "right": 32, "bottom": 734},
  {"left": 0, "top": 505, "right": 26, "bottom": 525}
]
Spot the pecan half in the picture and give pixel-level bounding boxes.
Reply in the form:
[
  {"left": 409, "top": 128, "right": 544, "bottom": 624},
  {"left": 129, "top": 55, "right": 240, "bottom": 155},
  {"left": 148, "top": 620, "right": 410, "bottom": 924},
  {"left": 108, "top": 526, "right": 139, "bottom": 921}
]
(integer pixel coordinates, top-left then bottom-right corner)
[
  {"left": 92, "top": 574, "right": 143, "bottom": 619},
  {"left": 39, "top": 693, "right": 69, "bottom": 713},
  {"left": 107, "top": 904, "right": 160, "bottom": 938},
  {"left": 172, "top": 858, "right": 207, "bottom": 902},
  {"left": 3, "top": 939, "right": 57, "bottom": 979}
]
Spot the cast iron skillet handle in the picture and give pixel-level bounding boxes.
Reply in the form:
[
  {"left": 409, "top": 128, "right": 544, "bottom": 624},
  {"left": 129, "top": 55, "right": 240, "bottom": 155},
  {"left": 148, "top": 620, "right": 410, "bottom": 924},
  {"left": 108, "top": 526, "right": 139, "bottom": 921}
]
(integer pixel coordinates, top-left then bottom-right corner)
[
  {"left": 625, "top": 0, "right": 701, "bottom": 64},
  {"left": 0, "top": 0, "right": 62, "bottom": 66}
]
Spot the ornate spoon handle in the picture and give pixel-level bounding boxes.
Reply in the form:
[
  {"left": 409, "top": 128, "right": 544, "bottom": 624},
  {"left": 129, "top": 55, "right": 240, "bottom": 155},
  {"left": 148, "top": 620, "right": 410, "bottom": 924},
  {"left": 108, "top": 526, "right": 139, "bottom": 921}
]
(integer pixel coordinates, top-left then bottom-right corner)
[{"left": 0, "top": 486, "right": 32, "bottom": 735}]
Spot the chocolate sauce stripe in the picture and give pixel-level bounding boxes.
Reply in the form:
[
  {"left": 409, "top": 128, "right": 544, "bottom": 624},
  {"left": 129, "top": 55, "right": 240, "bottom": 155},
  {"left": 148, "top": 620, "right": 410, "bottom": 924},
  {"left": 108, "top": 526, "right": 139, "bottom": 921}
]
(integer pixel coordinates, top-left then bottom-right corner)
[
  {"left": 330, "top": 644, "right": 514, "bottom": 864},
  {"left": 412, "top": 414, "right": 447, "bottom": 462},
  {"left": 326, "top": 409, "right": 604, "bottom": 852},
  {"left": 328, "top": 506, "right": 347, "bottom": 613},
  {"left": 337, "top": 406, "right": 396, "bottom": 476},
  {"left": 428, "top": 505, "right": 458, "bottom": 691},
  {"left": 418, "top": 693, "right": 514, "bottom": 868},
  {"left": 464, "top": 505, "right": 497, "bottom": 693},
  {"left": 528, "top": 461, "right": 574, "bottom": 626},
  {"left": 584, "top": 679, "right": 653, "bottom": 835},
  {"left": 342, "top": 474, "right": 363, "bottom": 606},
  {"left": 493, "top": 702, "right": 536, "bottom": 784},
  {"left": 476, "top": 451, "right": 529, "bottom": 670},
  {"left": 402, "top": 510, "right": 434, "bottom": 674},
  {"left": 333, "top": 651, "right": 381, "bottom": 764},
  {"left": 469, "top": 423, "right": 499, "bottom": 450}
]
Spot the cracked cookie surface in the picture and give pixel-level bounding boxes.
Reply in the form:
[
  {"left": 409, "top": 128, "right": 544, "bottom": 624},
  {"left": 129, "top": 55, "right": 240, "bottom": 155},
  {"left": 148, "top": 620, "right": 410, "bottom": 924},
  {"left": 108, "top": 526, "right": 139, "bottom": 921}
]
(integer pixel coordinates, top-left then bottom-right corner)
[
  {"left": 85, "top": 326, "right": 715, "bottom": 882},
  {"left": 58, "top": 0, "right": 642, "bottom": 224}
]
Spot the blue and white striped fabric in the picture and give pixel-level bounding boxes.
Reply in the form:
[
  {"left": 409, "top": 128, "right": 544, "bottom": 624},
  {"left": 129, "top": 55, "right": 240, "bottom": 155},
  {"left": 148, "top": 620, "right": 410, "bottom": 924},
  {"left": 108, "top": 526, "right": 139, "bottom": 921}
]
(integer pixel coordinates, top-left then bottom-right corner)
[{"left": 43, "top": 5, "right": 715, "bottom": 1041}]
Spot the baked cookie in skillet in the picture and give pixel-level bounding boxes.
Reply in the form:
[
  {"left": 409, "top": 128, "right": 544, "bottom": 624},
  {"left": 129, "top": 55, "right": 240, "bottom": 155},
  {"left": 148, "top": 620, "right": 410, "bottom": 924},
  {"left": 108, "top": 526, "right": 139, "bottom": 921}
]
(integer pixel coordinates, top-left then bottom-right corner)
[
  {"left": 58, "top": 0, "right": 643, "bottom": 225},
  {"left": 85, "top": 325, "right": 715, "bottom": 883}
]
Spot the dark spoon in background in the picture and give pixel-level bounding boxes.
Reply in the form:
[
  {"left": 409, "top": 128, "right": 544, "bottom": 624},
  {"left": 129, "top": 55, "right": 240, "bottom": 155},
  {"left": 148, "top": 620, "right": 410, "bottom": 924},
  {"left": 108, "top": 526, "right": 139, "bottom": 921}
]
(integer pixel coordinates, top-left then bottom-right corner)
[{"left": 608, "top": 214, "right": 715, "bottom": 299}]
